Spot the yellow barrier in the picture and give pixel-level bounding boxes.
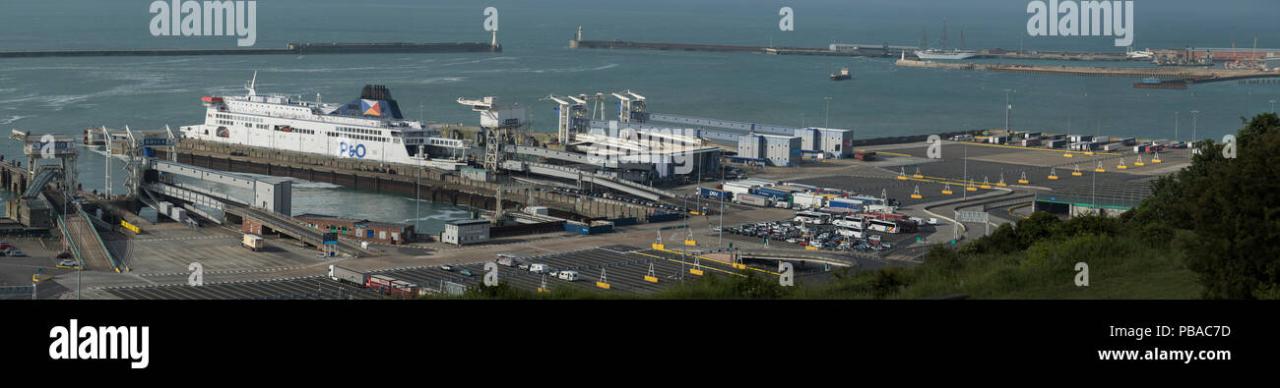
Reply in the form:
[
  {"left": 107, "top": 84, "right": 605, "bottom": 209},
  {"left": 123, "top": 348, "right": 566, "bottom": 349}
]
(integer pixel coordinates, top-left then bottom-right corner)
[
  {"left": 731, "top": 263, "right": 747, "bottom": 270},
  {"left": 683, "top": 239, "right": 697, "bottom": 247},
  {"left": 595, "top": 281, "right": 611, "bottom": 290},
  {"left": 651, "top": 243, "right": 665, "bottom": 250},
  {"left": 120, "top": 220, "right": 142, "bottom": 234},
  {"left": 689, "top": 268, "right": 704, "bottom": 276},
  {"left": 804, "top": 245, "right": 818, "bottom": 251},
  {"left": 644, "top": 275, "right": 659, "bottom": 283}
]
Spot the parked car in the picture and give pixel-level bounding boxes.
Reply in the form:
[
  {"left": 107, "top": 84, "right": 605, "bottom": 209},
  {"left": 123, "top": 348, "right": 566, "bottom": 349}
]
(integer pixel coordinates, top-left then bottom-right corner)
[
  {"left": 438, "top": 264, "right": 454, "bottom": 272},
  {"left": 56, "top": 259, "right": 80, "bottom": 270}
]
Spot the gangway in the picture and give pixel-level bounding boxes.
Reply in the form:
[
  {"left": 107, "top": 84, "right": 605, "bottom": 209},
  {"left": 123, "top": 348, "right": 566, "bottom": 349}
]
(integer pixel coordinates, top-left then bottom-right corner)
[
  {"left": 21, "top": 169, "right": 59, "bottom": 199},
  {"left": 507, "top": 162, "right": 673, "bottom": 201},
  {"left": 511, "top": 145, "right": 618, "bottom": 168},
  {"left": 648, "top": 113, "right": 798, "bottom": 136},
  {"left": 224, "top": 205, "right": 373, "bottom": 255}
]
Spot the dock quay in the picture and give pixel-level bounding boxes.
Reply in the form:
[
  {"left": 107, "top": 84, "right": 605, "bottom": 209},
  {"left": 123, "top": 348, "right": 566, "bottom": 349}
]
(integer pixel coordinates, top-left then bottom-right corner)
[
  {"left": 895, "top": 58, "right": 1280, "bottom": 84},
  {"left": 571, "top": 38, "right": 907, "bottom": 58},
  {"left": 169, "top": 139, "right": 655, "bottom": 222},
  {"left": 567, "top": 27, "right": 1152, "bottom": 62},
  {"left": 0, "top": 41, "right": 499, "bottom": 59}
]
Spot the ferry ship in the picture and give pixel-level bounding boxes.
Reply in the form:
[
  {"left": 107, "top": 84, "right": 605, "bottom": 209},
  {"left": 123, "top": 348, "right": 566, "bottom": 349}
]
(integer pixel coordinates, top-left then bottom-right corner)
[
  {"left": 913, "top": 49, "right": 977, "bottom": 60},
  {"left": 179, "top": 74, "right": 469, "bottom": 170}
]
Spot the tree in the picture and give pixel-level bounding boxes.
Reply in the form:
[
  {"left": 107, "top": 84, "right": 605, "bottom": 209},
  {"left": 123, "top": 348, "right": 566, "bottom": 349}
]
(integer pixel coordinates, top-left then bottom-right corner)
[{"left": 1134, "top": 113, "right": 1280, "bottom": 299}]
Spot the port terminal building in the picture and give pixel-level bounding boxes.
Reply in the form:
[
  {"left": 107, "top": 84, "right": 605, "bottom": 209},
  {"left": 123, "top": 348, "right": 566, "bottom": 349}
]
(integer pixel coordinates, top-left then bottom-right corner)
[{"left": 738, "top": 133, "right": 802, "bottom": 167}]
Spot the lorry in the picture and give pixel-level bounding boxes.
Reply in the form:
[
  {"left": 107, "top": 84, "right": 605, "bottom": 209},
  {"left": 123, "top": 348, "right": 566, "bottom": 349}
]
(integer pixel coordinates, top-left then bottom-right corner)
[
  {"left": 734, "top": 193, "right": 771, "bottom": 207},
  {"left": 698, "top": 187, "right": 733, "bottom": 201},
  {"left": 242, "top": 234, "right": 265, "bottom": 251},
  {"left": 750, "top": 187, "right": 790, "bottom": 201},
  {"left": 328, "top": 265, "right": 369, "bottom": 286}
]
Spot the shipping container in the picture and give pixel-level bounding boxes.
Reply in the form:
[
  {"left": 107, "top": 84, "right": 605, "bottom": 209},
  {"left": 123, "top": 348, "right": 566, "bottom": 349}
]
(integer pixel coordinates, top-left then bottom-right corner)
[
  {"left": 242, "top": 234, "right": 265, "bottom": 251},
  {"left": 609, "top": 217, "right": 638, "bottom": 226},
  {"left": 827, "top": 198, "right": 865, "bottom": 210},
  {"left": 790, "top": 192, "right": 824, "bottom": 209},
  {"left": 1043, "top": 139, "right": 1067, "bottom": 149},
  {"left": 722, "top": 183, "right": 753, "bottom": 196},
  {"left": 367, "top": 274, "right": 397, "bottom": 290},
  {"left": 170, "top": 207, "right": 187, "bottom": 221},
  {"left": 1101, "top": 142, "right": 1126, "bottom": 151},
  {"left": 782, "top": 183, "right": 818, "bottom": 191},
  {"left": 698, "top": 187, "right": 733, "bottom": 201},
  {"left": 647, "top": 212, "right": 686, "bottom": 223},
  {"left": 328, "top": 265, "right": 369, "bottom": 286},
  {"left": 750, "top": 187, "right": 789, "bottom": 201},
  {"left": 734, "top": 193, "right": 771, "bottom": 207},
  {"left": 563, "top": 220, "right": 615, "bottom": 235},
  {"left": 1068, "top": 134, "right": 1093, "bottom": 143}
]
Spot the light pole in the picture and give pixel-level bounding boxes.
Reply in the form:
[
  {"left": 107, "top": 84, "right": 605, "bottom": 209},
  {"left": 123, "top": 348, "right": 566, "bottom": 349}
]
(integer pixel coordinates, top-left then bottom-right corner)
[
  {"left": 962, "top": 123, "right": 969, "bottom": 201},
  {"left": 823, "top": 97, "right": 832, "bottom": 128},
  {"left": 1270, "top": 99, "right": 1276, "bottom": 113},
  {"left": 1004, "top": 89, "right": 1014, "bottom": 132},
  {"left": 1190, "top": 110, "right": 1200, "bottom": 150},
  {"left": 1174, "top": 111, "right": 1179, "bottom": 144}
]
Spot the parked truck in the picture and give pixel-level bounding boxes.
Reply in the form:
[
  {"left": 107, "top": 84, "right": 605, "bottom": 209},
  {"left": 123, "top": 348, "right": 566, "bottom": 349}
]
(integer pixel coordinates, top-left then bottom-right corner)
[
  {"left": 734, "top": 193, "right": 771, "bottom": 207},
  {"left": 242, "top": 234, "right": 265, "bottom": 251},
  {"left": 328, "top": 265, "right": 369, "bottom": 286}
]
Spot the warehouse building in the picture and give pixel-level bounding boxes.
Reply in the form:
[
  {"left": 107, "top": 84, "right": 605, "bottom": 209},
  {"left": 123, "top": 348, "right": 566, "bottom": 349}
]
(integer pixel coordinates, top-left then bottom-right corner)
[
  {"left": 442, "top": 219, "right": 491, "bottom": 245},
  {"left": 738, "top": 133, "right": 801, "bottom": 167},
  {"left": 793, "top": 127, "right": 854, "bottom": 159},
  {"left": 762, "top": 134, "right": 802, "bottom": 166},
  {"left": 296, "top": 214, "right": 416, "bottom": 245}
]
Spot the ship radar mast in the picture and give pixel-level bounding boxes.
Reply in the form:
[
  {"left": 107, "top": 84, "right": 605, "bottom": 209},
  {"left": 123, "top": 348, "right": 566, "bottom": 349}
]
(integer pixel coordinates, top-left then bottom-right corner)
[{"left": 245, "top": 71, "right": 258, "bottom": 96}]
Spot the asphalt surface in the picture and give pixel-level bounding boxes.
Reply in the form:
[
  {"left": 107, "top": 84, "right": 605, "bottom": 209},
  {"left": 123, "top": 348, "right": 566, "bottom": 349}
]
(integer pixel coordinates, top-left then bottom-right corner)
[{"left": 95, "top": 246, "right": 839, "bottom": 299}]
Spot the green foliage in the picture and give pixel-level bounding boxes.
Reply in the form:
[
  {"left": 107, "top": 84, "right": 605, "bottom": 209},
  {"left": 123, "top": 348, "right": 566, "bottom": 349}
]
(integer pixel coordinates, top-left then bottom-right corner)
[
  {"left": 658, "top": 270, "right": 790, "bottom": 299},
  {"left": 1130, "top": 113, "right": 1280, "bottom": 299}
]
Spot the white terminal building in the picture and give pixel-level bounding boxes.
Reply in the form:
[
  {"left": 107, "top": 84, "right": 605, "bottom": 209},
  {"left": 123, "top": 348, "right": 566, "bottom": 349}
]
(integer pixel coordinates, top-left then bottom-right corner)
[
  {"left": 441, "top": 219, "right": 491, "bottom": 245},
  {"left": 793, "top": 127, "right": 854, "bottom": 159},
  {"left": 738, "top": 133, "right": 802, "bottom": 167}
]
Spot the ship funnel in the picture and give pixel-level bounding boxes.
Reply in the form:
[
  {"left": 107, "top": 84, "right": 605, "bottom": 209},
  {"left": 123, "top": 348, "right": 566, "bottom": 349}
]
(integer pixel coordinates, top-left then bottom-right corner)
[{"left": 361, "top": 85, "right": 394, "bottom": 101}]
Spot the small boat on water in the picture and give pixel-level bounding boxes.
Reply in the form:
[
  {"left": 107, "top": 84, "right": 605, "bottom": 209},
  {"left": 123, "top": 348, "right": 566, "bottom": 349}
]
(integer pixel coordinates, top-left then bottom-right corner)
[
  {"left": 830, "top": 66, "right": 852, "bottom": 81},
  {"left": 1133, "top": 77, "right": 1189, "bottom": 90}
]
